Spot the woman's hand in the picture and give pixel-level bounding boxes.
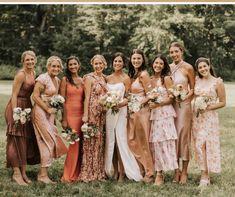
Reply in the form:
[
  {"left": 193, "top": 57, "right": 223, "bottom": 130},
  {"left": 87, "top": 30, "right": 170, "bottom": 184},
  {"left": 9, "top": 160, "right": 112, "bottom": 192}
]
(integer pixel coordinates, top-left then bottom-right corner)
[
  {"left": 148, "top": 101, "right": 160, "bottom": 110},
  {"left": 61, "top": 120, "right": 68, "bottom": 129},
  {"left": 82, "top": 116, "right": 88, "bottom": 123},
  {"left": 46, "top": 107, "right": 57, "bottom": 114}
]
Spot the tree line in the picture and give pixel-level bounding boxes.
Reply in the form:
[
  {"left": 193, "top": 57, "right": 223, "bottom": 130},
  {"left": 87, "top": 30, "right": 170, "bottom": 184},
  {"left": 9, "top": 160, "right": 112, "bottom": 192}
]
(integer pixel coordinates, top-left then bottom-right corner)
[{"left": 0, "top": 4, "right": 234, "bottom": 80}]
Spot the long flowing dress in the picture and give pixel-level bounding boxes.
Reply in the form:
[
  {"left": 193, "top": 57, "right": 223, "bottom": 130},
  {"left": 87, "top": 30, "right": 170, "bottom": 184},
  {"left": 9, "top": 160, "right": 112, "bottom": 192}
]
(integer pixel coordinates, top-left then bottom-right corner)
[
  {"left": 32, "top": 72, "right": 67, "bottom": 167},
  {"left": 5, "top": 70, "right": 40, "bottom": 168},
  {"left": 78, "top": 73, "right": 107, "bottom": 181},
  {"left": 170, "top": 61, "right": 192, "bottom": 161},
  {"left": 61, "top": 81, "right": 84, "bottom": 182},
  {"left": 192, "top": 76, "right": 222, "bottom": 173},
  {"left": 105, "top": 83, "right": 143, "bottom": 181},
  {"left": 149, "top": 79, "right": 178, "bottom": 172},
  {"left": 127, "top": 77, "right": 154, "bottom": 178}
]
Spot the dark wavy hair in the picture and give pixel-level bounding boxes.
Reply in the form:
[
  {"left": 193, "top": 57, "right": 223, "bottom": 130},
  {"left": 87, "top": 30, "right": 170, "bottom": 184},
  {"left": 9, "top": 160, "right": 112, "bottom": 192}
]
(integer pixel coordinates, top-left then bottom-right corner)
[
  {"left": 112, "top": 52, "right": 126, "bottom": 68},
  {"left": 65, "top": 56, "right": 81, "bottom": 85},
  {"left": 128, "top": 49, "right": 146, "bottom": 79},
  {"left": 194, "top": 57, "right": 216, "bottom": 78},
  {"left": 151, "top": 54, "right": 171, "bottom": 85}
]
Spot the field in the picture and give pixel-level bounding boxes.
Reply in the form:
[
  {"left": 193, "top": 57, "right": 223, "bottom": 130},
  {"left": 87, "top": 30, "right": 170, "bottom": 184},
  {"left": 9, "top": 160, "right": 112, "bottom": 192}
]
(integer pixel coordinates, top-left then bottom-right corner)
[{"left": 0, "top": 81, "right": 235, "bottom": 196}]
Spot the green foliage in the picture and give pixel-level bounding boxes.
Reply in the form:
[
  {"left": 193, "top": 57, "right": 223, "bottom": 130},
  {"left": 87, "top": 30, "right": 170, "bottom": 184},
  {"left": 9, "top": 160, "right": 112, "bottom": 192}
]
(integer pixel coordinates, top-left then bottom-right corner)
[
  {"left": 0, "top": 65, "right": 18, "bottom": 80},
  {"left": 0, "top": 5, "right": 235, "bottom": 79}
]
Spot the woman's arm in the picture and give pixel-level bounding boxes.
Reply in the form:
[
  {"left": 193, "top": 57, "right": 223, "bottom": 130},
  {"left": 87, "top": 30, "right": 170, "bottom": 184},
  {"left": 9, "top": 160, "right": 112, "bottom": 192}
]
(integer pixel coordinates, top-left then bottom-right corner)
[
  {"left": 59, "top": 77, "right": 68, "bottom": 128},
  {"left": 186, "top": 64, "right": 195, "bottom": 100},
  {"left": 207, "top": 79, "right": 226, "bottom": 110},
  {"left": 32, "top": 81, "right": 56, "bottom": 114},
  {"left": 82, "top": 76, "right": 93, "bottom": 122},
  {"left": 11, "top": 71, "right": 25, "bottom": 110},
  {"left": 139, "top": 70, "right": 152, "bottom": 105},
  {"left": 118, "top": 75, "right": 131, "bottom": 108}
]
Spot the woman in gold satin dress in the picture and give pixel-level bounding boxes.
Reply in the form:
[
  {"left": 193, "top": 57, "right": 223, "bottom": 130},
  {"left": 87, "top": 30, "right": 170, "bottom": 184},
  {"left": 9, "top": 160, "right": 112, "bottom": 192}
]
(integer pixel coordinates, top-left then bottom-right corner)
[{"left": 127, "top": 49, "right": 154, "bottom": 183}]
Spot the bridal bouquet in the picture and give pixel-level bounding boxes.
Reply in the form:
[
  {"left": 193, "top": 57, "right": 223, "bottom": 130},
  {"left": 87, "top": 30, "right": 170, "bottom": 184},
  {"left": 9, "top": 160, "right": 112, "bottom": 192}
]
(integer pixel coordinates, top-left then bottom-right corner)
[
  {"left": 48, "top": 94, "right": 65, "bottom": 110},
  {"left": 127, "top": 95, "right": 142, "bottom": 114},
  {"left": 13, "top": 107, "right": 31, "bottom": 125},
  {"left": 147, "top": 87, "right": 164, "bottom": 103},
  {"left": 99, "top": 91, "right": 121, "bottom": 115},
  {"left": 61, "top": 127, "right": 80, "bottom": 144},
  {"left": 81, "top": 123, "right": 98, "bottom": 139},
  {"left": 194, "top": 96, "right": 210, "bottom": 117},
  {"left": 168, "top": 84, "right": 187, "bottom": 107}
]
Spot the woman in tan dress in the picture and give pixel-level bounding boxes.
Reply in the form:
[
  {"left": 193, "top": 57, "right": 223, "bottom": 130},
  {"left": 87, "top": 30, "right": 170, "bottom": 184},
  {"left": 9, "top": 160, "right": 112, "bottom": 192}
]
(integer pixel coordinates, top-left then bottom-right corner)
[
  {"left": 32, "top": 56, "right": 67, "bottom": 184},
  {"left": 78, "top": 54, "right": 107, "bottom": 182},
  {"left": 127, "top": 49, "right": 154, "bottom": 183},
  {"left": 169, "top": 42, "right": 195, "bottom": 184},
  {"left": 5, "top": 51, "right": 40, "bottom": 186}
]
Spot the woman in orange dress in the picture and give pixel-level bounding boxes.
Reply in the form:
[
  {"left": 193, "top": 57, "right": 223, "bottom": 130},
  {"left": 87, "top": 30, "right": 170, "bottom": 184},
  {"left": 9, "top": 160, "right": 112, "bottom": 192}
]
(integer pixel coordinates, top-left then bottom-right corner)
[
  {"left": 60, "top": 56, "right": 84, "bottom": 182},
  {"left": 5, "top": 50, "right": 40, "bottom": 186},
  {"left": 127, "top": 49, "right": 154, "bottom": 183},
  {"left": 169, "top": 42, "right": 195, "bottom": 184},
  {"left": 32, "top": 56, "right": 67, "bottom": 184},
  {"left": 78, "top": 54, "right": 107, "bottom": 182}
]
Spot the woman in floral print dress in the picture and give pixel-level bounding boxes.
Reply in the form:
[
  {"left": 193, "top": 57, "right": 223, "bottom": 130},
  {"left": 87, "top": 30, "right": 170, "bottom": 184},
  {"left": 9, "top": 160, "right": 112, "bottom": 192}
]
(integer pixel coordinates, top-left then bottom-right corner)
[{"left": 192, "top": 57, "right": 226, "bottom": 187}]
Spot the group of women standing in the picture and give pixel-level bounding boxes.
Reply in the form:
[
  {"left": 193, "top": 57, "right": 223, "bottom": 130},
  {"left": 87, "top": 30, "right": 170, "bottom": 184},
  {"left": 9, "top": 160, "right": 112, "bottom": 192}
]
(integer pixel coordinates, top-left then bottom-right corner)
[{"left": 5, "top": 41, "right": 226, "bottom": 188}]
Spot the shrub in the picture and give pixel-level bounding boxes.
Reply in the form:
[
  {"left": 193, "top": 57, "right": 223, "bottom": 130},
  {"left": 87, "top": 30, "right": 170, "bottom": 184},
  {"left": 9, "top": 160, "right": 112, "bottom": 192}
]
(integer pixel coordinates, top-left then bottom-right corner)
[{"left": 0, "top": 65, "right": 18, "bottom": 80}]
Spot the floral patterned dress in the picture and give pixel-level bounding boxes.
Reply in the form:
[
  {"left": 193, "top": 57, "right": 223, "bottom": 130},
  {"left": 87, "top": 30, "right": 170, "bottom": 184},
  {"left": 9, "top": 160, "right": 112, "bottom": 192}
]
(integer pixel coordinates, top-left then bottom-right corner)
[
  {"left": 192, "top": 76, "right": 222, "bottom": 173},
  {"left": 79, "top": 73, "right": 107, "bottom": 181},
  {"left": 149, "top": 79, "right": 178, "bottom": 172}
]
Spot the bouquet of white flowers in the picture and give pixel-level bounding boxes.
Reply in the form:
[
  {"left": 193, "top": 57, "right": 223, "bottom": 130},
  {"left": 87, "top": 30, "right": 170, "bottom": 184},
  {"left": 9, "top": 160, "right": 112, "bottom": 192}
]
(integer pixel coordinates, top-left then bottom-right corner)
[
  {"left": 194, "top": 96, "right": 210, "bottom": 117},
  {"left": 147, "top": 86, "right": 164, "bottom": 103},
  {"left": 168, "top": 84, "right": 187, "bottom": 107},
  {"left": 13, "top": 107, "right": 31, "bottom": 125},
  {"left": 99, "top": 91, "right": 121, "bottom": 115},
  {"left": 48, "top": 94, "right": 65, "bottom": 110},
  {"left": 127, "top": 95, "right": 142, "bottom": 114},
  {"left": 81, "top": 123, "right": 98, "bottom": 139},
  {"left": 61, "top": 127, "right": 80, "bottom": 144}
]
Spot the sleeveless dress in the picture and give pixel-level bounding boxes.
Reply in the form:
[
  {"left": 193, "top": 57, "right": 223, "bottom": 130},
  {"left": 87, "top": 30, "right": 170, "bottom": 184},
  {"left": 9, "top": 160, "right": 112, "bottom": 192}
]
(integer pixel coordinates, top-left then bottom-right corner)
[
  {"left": 61, "top": 81, "right": 84, "bottom": 182},
  {"left": 78, "top": 73, "right": 107, "bottom": 181},
  {"left": 170, "top": 61, "right": 192, "bottom": 161},
  {"left": 149, "top": 79, "right": 178, "bottom": 171},
  {"left": 105, "top": 83, "right": 143, "bottom": 181},
  {"left": 192, "top": 77, "right": 222, "bottom": 173},
  {"left": 127, "top": 78, "right": 154, "bottom": 178},
  {"left": 32, "top": 72, "right": 67, "bottom": 167},
  {"left": 5, "top": 70, "right": 40, "bottom": 167}
]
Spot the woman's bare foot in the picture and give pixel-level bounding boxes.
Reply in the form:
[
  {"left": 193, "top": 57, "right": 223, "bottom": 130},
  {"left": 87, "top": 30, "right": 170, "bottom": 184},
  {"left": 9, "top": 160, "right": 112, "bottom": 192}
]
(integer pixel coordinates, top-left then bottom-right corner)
[
  {"left": 173, "top": 170, "right": 181, "bottom": 183},
  {"left": 37, "top": 175, "right": 55, "bottom": 184},
  {"left": 22, "top": 174, "right": 32, "bottom": 184},
  {"left": 12, "top": 174, "right": 28, "bottom": 186},
  {"left": 179, "top": 173, "right": 188, "bottom": 184},
  {"left": 154, "top": 174, "right": 164, "bottom": 186},
  {"left": 118, "top": 174, "right": 124, "bottom": 183}
]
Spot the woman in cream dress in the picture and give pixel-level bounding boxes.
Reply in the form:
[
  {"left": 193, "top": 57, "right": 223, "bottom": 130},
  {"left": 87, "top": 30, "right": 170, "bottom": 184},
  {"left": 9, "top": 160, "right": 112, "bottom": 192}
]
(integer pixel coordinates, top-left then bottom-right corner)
[{"left": 105, "top": 52, "right": 142, "bottom": 182}]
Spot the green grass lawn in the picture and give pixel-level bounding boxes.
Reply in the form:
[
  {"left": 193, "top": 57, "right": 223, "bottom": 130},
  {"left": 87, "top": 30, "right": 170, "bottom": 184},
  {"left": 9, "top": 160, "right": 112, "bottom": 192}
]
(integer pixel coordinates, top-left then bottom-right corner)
[{"left": 0, "top": 93, "right": 235, "bottom": 197}]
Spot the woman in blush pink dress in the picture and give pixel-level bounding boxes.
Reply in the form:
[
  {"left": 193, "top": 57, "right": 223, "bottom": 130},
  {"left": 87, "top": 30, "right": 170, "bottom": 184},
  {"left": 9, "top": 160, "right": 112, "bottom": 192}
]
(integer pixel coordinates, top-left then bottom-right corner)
[
  {"left": 5, "top": 50, "right": 40, "bottom": 186},
  {"left": 32, "top": 56, "right": 67, "bottom": 184},
  {"left": 127, "top": 49, "right": 154, "bottom": 183},
  {"left": 60, "top": 56, "right": 84, "bottom": 182},
  {"left": 192, "top": 57, "right": 225, "bottom": 187},
  {"left": 169, "top": 42, "right": 195, "bottom": 184},
  {"left": 148, "top": 54, "right": 178, "bottom": 186},
  {"left": 78, "top": 54, "right": 107, "bottom": 182}
]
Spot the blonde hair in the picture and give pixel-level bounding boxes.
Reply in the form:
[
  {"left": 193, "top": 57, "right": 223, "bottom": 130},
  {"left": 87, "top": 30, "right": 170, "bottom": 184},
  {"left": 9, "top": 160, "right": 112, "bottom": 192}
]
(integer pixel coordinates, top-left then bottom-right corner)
[
  {"left": 90, "top": 54, "right": 107, "bottom": 68},
  {"left": 46, "top": 56, "right": 63, "bottom": 70},
  {"left": 21, "top": 50, "right": 37, "bottom": 64}
]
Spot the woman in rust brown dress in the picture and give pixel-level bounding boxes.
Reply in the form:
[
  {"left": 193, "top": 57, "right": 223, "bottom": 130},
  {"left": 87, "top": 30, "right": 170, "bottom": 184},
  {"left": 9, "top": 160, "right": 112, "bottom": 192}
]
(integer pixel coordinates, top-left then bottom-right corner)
[
  {"left": 127, "top": 49, "right": 154, "bottom": 183},
  {"left": 78, "top": 54, "right": 107, "bottom": 182},
  {"left": 5, "top": 50, "right": 40, "bottom": 186},
  {"left": 32, "top": 56, "right": 67, "bottom": 184}
]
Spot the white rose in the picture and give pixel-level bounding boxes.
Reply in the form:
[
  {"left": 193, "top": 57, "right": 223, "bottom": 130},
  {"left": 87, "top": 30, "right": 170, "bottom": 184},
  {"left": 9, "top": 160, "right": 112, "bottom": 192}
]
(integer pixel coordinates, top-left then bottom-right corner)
[
  {"left": 24, "top": 108, "right": 31, "bottom": 114},
  {"left": 20, "top": 116, "right": 27, "bottom": 124}
]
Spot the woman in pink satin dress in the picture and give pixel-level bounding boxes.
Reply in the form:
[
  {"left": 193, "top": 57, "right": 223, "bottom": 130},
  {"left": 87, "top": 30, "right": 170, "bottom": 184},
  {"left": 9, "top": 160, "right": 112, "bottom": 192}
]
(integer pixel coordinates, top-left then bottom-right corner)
[
  {"left": 169, "top": 42, "right": 195, "bottom": 184},
  {"left": 32, "top": 56, "right": 67, "bottom": 184},
  {"left": 127, "top": 49, "right": 154, "bottom": 183},
  {"left": 60, "top": 56, "right": 84, "bottom": 182},
  {"left": 5, "top": 50, "right": 40, "bottom": 186},
  {"left": 192, "top": 57, "right": 225, "bottom": 187}
]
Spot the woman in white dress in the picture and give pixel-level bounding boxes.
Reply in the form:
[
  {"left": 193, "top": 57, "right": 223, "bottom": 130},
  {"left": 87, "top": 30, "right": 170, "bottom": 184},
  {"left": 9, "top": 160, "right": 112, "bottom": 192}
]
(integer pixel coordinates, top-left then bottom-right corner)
[{"left": 105, "top": 52, "right": 143, "bottom": 182}]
